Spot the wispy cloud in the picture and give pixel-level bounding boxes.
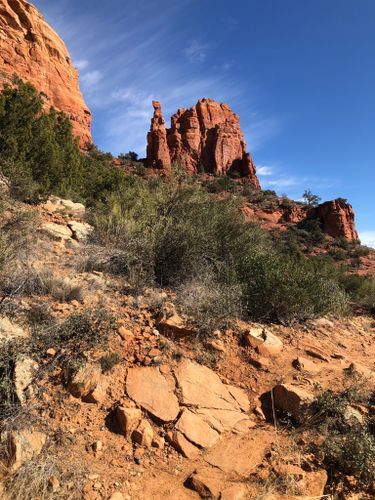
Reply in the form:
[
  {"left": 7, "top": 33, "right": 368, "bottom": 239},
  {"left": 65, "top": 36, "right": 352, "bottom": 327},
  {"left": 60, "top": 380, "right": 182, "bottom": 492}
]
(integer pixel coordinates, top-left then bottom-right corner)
[
  {"left": 257, "top": 165, "right": 273, "bottom": 176},
  {"left": 80, "top": 70, "right": 103, "bottom": 88},
  {"left": 75, "top": 59, "right": 90, "bottom": 70},
  {"left": 359, "top": 231, "right": 375, "bottom": 248},
  {"left": 184, "top": 40, "right": 210, "bottom": 63}
]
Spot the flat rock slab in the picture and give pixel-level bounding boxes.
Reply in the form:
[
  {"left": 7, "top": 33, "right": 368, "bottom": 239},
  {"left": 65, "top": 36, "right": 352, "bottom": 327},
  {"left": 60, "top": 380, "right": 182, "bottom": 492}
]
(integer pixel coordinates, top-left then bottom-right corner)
[
  {"left": 204, "top": 431, "right": 274, "bottom": 477},
  {"left": 126, "top": 367, "right": 179, "bottom": 423},
  {"left": 174, "top": 360, "right": 244, "bottom": 411},
  {"left": 176, "top": 409, "right": 220, "bottom": 448}
]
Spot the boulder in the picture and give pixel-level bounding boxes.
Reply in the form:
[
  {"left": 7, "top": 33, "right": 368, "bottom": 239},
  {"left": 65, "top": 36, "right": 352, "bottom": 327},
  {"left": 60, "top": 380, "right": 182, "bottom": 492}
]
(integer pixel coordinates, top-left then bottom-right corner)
[
  {"left": 116, "top": 406, "right": 142, "bottom": 438},
  {"left": 0, "top": 0, "right": 91, "bottom": 145},
  {"left": 126, "top": 367, "right": 179, "bottom": 422},
  {"left": 68, "top": 221, "right": 93, "bottom": 242},
  {"left": 67, "top": 363, "right": 104, "bottom": 402},
  {"left": 0, "top": 318, "right": 28, "bottom": 341},
  {"left": 41, "top": 222, "right": 72, "bottom": 241},
  {"left": 174, "top": 360, "right": 244, "bottom": 410},
  {"left": 292, "top": 357, "right": 320, "bottom": 374},
  {"left": 272, "top": 384, "right": 314, "bottom": 420},
  {"left": 14, "top": 357, "right": 38, "bottom": 404},
  {"left": 243, "top": 327, "right": 283, "bottom": 356},
  {"left": 185, "top": 468, "right": 223, "bottom": 499},
  {"left": 3, "top": 430, "right": 46, "bottom": 473},
  {"left": 42, "top": 197, "right": 86, "bottom": 216}
]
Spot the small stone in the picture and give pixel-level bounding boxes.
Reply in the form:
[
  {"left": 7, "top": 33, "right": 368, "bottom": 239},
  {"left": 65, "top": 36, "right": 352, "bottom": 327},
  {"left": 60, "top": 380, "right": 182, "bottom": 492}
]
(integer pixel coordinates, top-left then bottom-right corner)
[
  {"left": 46, "top": 348, "right": 56, "bottom": 357},
  {"left": 151, "top": 435, "right": 165, "bottom": 449},
  {"left": 166, "top": 430, "right": 200, "bottom": 459},
  {"left": 118, "top": 327, "right": 134, "bottom": 340},
  {"left": 110, "top": 493, "right": 125, "bottom": 500},
  {"left": 148, "top": 348, "right": 162, "bottom": 358},
  {"left": 48, "top": 475, "right": 60, "bottom": 492},
  {"left": 92, "top": 441, "right": 103, "bottom": 452},
  {"left": 132, "top": 419, "right": 154, "bottom": 448}
]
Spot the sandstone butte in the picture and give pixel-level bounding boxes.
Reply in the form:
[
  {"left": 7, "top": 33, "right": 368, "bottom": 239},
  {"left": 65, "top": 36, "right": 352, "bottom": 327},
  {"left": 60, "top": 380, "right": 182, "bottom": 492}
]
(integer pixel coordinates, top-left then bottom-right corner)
[
  {"left": 147, "top": 98, "right": 261, "bottom": 188},
  {"left": 0, "top": 0, "right": 92, "bottom": 146}
]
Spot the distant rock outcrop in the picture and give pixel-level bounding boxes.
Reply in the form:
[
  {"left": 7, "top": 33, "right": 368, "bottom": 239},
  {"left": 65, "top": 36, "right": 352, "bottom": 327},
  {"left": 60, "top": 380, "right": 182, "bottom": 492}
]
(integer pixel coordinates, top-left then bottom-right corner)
[
  {"left": 311, "top": 199, "right": 358, "bottom": 241},
  {"left": 0, "top": 0, "right": 92, "bottom": 145},
  {"left": 147, "top": 98, "right": 260, "bottom": 187},
  {"left": 244, "top": 198, "right": 358, "bottom": 241}
]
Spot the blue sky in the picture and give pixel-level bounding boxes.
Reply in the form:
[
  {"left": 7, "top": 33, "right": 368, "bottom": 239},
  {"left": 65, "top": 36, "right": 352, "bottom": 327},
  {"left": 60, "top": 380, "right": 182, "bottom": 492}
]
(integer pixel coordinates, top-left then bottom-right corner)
[{"left": 33, "top": 0, "right": 375, "bottom": 244}]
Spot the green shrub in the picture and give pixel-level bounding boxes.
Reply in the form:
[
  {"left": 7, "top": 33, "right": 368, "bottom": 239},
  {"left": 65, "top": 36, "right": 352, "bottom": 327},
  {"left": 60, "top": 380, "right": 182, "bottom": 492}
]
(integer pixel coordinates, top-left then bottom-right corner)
[
  {"left": 324, "top": 429, "right": 375, "bottom": 485},
  {"left": 88, "top": 177, "right": 350, "bottom": 325},
  {"left": 32, "top": 308, "right": 116, "bottom": 355}
]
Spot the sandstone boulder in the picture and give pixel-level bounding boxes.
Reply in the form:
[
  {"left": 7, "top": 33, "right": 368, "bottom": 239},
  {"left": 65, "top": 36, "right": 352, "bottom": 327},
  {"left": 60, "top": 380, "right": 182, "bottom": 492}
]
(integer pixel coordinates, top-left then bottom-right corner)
[
  {"left": 67, "top": 363, "right": 106, "bottom": 403},
  {"left": 42, "top": 197, "right": 86, "bottom": 216},
  {"left": 14, "top": 357, "right": 38, "bottom": 404},
  {"left": 68, "top": 221, "right": 93, "bottom": 242},
  {"left": 116, "top": 406, "right": 142, "bottom": 438},
  {"left": 185, "top": 468, "right": 223, "bottom": 499},
  {"left": 3, "top": 430, "right": 46, "bottom": 473},
  {"left": 0, "top": 317, "right": 28, "bottom": 340},
  {"left": 272, "top": 384, "right": 314, "bottom": 420},
  {"left": 132, "top": 419, "right": 154, "bottom": 448},
  {"left": 243, "top": 327, "right": 283, "bottom": 356},
  {"left": 41, "top": 222, "right": 73, "bottom": 241}
]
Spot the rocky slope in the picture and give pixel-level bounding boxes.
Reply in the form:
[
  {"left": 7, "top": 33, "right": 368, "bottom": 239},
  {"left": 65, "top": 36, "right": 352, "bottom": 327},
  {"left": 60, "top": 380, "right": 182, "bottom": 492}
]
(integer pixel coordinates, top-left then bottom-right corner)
[
  {"left": 147, "top": 99, "right": 260, "bottom": 187},
  {"left": 0, "top": 197, "right": 373, "bottom": 499},
  {"left": 0, "top": 0, "right": 91, "bottom": 145}
]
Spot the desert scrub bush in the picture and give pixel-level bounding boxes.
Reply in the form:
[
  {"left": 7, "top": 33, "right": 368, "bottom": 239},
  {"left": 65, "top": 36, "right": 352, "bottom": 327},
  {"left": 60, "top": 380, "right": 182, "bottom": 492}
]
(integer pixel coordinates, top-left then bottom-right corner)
[
  {"left": 3, "top": 450, "right": 87, "bottom": 500},
  {"left": 340, "top": 274, "right": 375, "bottom": 313},
  {"left": 88, "top": 177, "right": 352, "bottom": 325},
  {"left": 99, "top": 352, "right": 121, "bottom": 373},
  {"left": 302, "top": 385, "right": 375, "bottom": 487},
  {"left": 237, "top": 252, "right": 349, "bottom": 323},
  {"left": 324, "top": 429, "right": 375, "bottom": 485},
  {"left": 31, "top": 308, "right": 116, "bottom": 356},
  {"left": 177, "top": 271, "right": 243, "bottom": 333}
]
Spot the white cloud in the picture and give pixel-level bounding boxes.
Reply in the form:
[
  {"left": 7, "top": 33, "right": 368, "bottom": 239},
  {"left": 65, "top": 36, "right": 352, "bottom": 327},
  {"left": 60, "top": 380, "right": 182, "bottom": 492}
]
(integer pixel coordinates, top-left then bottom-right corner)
[
  {"left": 257, "top": 165, "right": 273, "bottom": 176},
  {"left": 359, "top": 231, "right": 375, "bottom": 248},
  {"left": 263, "top": 177, "right": 299, "bottom": 188},
  {"left": 184, "top": 40, "right": 210, "bottom": 63},
  {"left": 80, "top": 70, "right": 103, "bottom": 87},
  {"left": 75, "top": 59, "right": 89, "bottom": 70}
]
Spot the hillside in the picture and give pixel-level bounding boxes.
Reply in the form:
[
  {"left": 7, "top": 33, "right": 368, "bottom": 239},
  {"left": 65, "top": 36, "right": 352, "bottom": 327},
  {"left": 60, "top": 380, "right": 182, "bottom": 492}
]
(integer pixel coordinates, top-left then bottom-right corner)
[{"left": 0, "top": 2, "right": 375, "bottom": 500}]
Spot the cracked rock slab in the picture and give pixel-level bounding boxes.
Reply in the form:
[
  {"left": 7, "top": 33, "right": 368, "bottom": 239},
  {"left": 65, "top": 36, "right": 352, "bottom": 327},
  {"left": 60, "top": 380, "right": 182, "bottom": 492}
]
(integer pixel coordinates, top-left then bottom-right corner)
[
  {"left": 176, "top": 409, "right": 220, "bottom": 448},
  {"left": 126, "top": 367, "right": 179, "bottom": 423}
]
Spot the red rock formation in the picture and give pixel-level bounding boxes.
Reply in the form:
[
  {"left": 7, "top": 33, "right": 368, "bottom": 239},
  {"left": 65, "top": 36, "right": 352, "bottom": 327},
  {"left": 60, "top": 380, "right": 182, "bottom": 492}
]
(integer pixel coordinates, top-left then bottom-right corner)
[
  {"left": 146, "top": 98, "right": 260, "bottom": 187},
  {"left": 312, "top": 199, "right": 358, "bottom": 241},
  {"left": 146, "top": 101, "right": 171, "bottom": 171},
  {"left": 0, "top": 0, "right": 91, "bottom": 145}
]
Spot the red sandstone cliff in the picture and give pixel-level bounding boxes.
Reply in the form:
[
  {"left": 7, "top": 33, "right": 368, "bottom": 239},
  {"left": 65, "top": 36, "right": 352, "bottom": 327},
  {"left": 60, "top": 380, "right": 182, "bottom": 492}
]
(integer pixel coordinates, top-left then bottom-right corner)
[
  {"left": 311, "top": 200, "right": 358, "bottom": 241},
  {"left": 147, "top": 98, "right": 260, "bottom": 188},
  {"left": 0, "top": 0, "right": 91, "bottom": 145}
]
